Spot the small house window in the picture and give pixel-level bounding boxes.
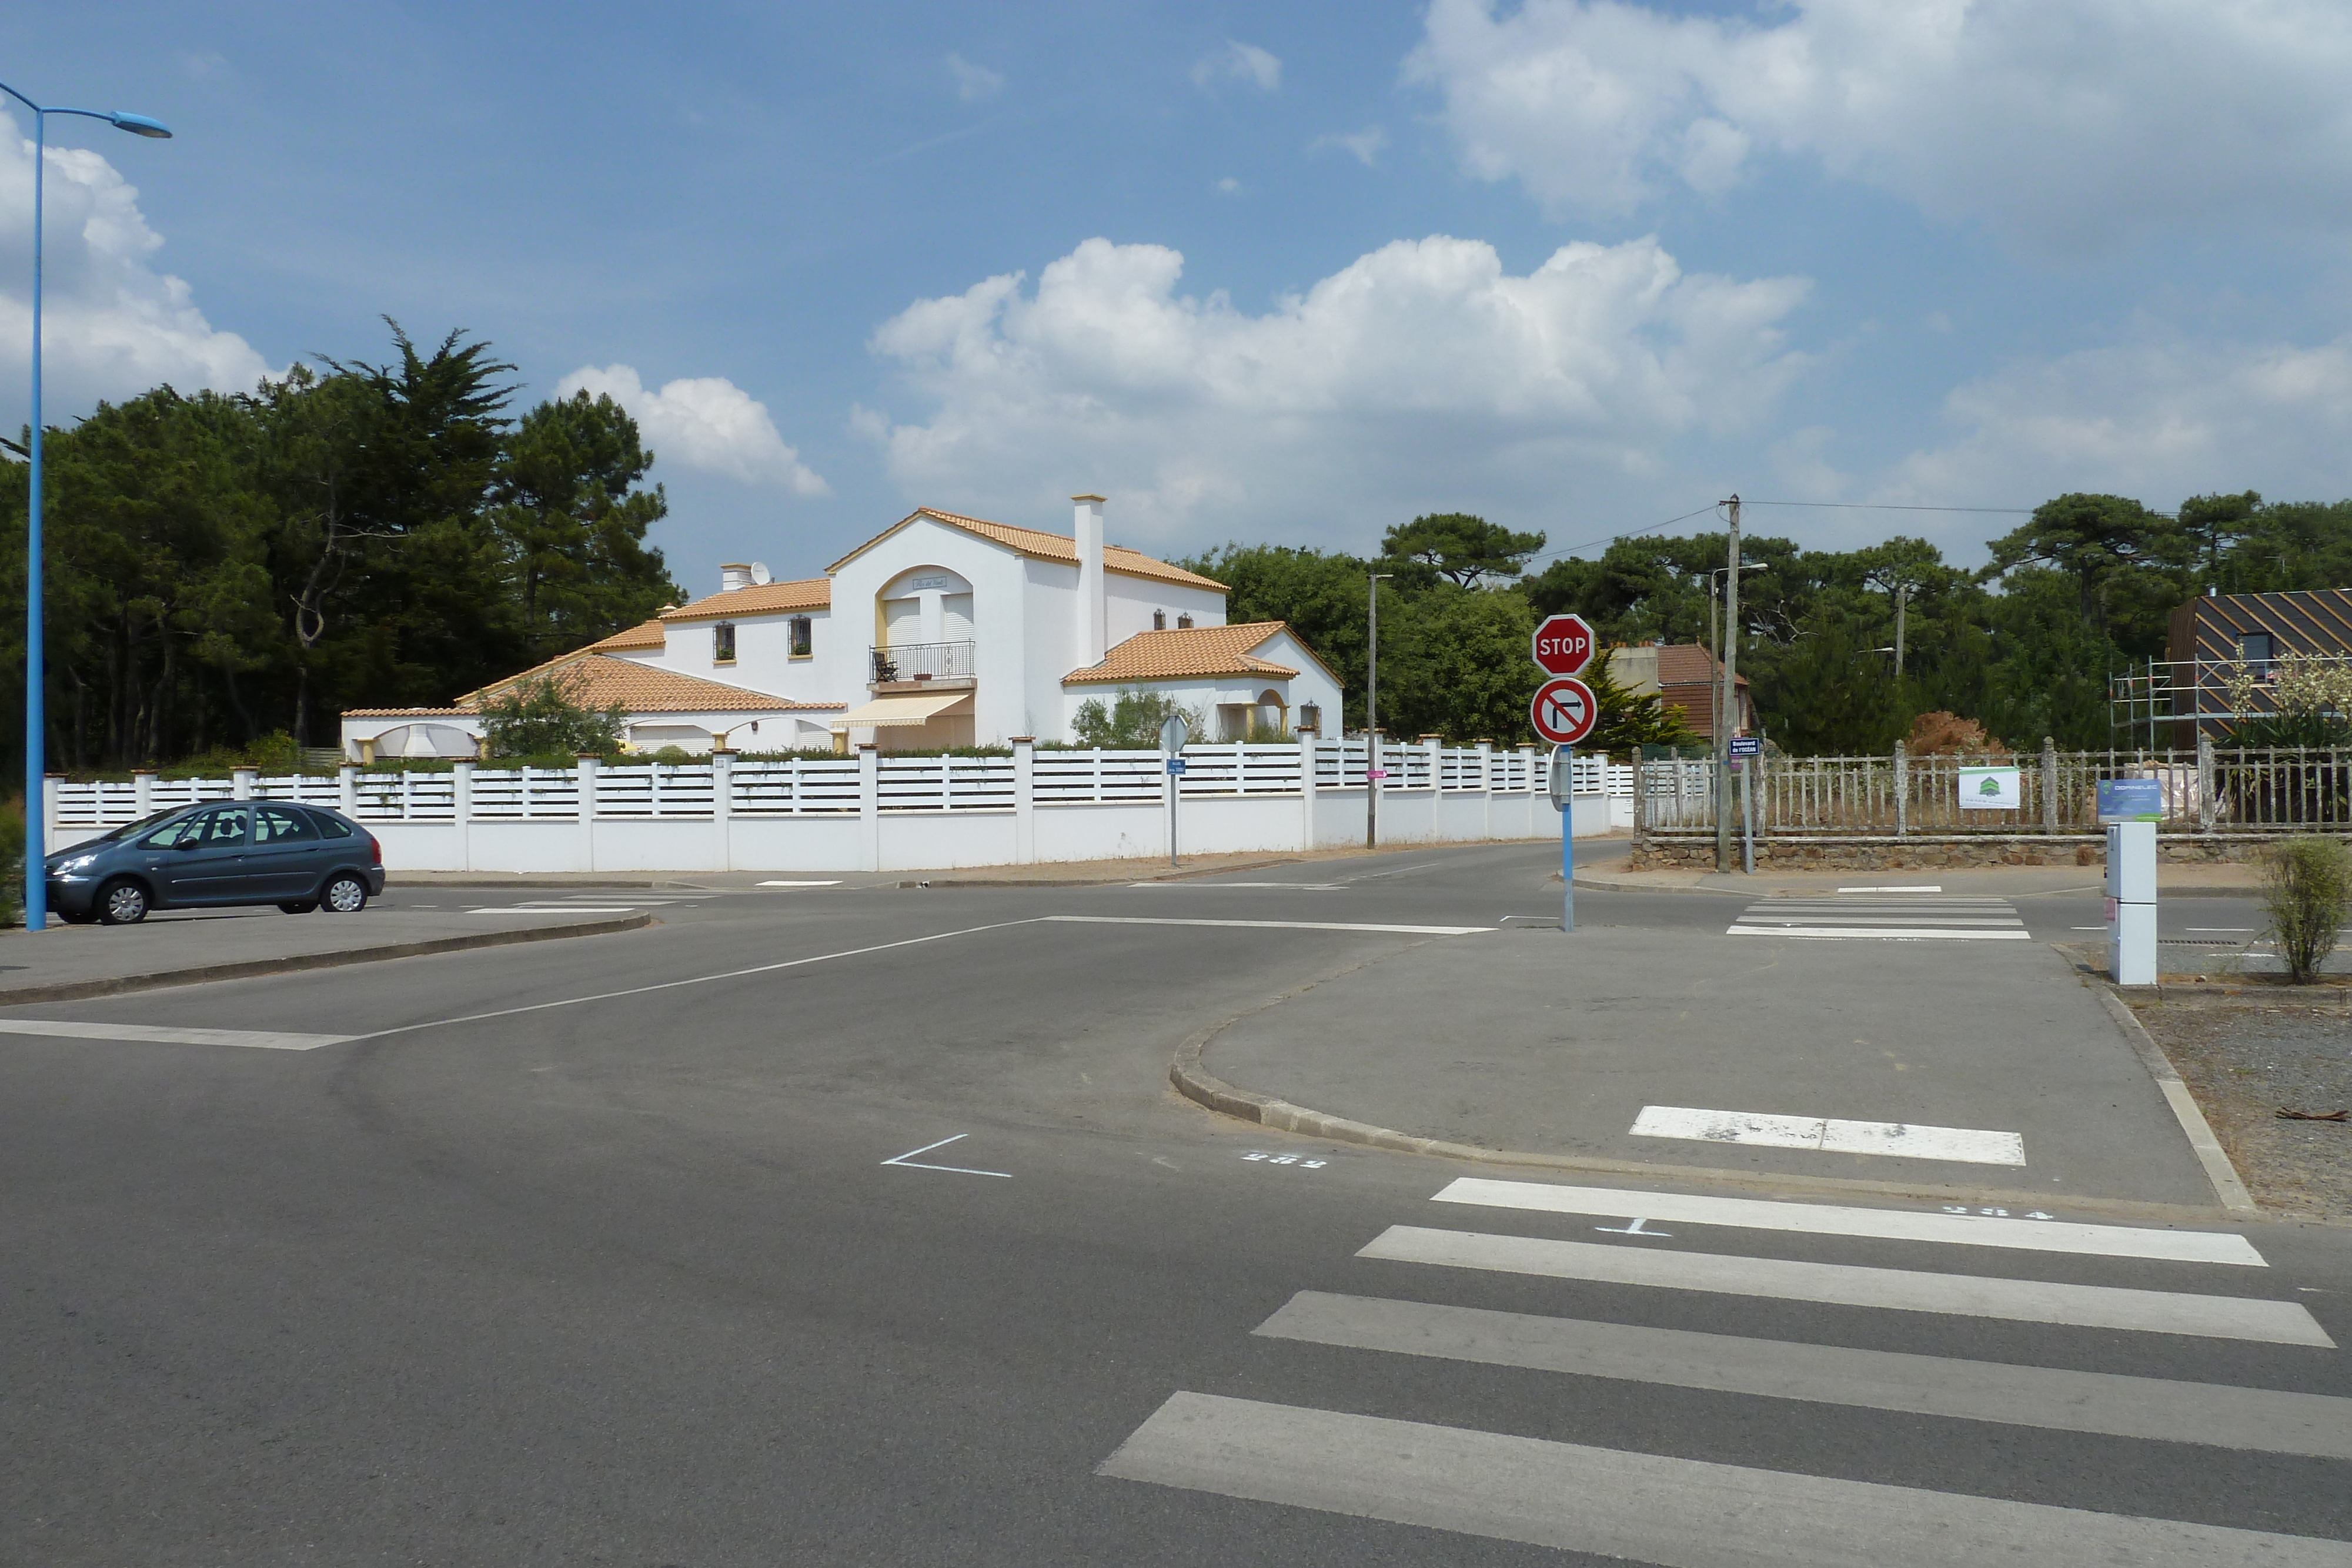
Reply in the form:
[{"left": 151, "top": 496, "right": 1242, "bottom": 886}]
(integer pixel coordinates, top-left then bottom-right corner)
[
  {"left": 789, "top": 616, "right": 813, "bottom": 658},
  {"left": 2240, "top": 632, "right": 2277, "bottom": 678},
  {"left": 714, "top": 622, "right": 737, "bottom": 663},
  {"left": 1152, "top": 610, "right": 1167, "bottom": 631},
  {"left": 1298, "top": 704, "right": 1321, "bottom": 734},
  {"left": 1177, "top": 613, "right": 1194, "bottom": 629}
]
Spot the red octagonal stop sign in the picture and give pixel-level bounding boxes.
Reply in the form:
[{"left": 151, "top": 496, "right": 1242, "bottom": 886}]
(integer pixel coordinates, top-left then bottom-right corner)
[{"left": 1532, "top": 613, "right": 1596, "bottom": 676}]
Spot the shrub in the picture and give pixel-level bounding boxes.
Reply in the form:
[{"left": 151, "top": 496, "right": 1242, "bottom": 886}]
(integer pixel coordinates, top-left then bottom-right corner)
[
  {"left": 2259, "top": 835, "right": 2351, "bottom": 984},
  {"left": 1070, "top": 688, "right": 1207, "bottom": 748},
  {"left": 0, "top": 797, "right": 21, "bottom": 928},
  {"left": 479, "top": 676, "right": 626, "bottom": 758}
]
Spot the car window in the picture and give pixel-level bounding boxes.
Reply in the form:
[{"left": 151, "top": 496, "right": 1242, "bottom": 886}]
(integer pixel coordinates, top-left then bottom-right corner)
[
  {"left": 141, "top": 812, "right": 211, "bottom": 848},
  {"left": 254, "top": 805, "right": 320, "bottom": 844},
  {"left": 311, "top": 810, "right": 355, "bottom": 839}
]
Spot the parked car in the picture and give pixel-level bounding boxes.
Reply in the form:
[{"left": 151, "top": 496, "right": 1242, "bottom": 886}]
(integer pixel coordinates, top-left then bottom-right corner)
[{"left": 44, "top": 801, "right": 385, "bottom": 925}]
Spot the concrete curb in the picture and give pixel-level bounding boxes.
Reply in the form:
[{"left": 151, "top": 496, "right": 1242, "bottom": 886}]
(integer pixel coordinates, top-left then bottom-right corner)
[
  {"left": 2091, "top": 988, "right": 2260, "bottom": 1216},
  {"left": 0, "top": 912, "right": 654, "bottom": 1005},
  {"left": 1167, "top": 1007, "right": 2248, "bottom": 1224}
]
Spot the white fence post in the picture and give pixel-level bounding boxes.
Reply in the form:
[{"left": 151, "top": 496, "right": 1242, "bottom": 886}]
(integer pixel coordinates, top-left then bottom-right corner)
[
  {"left": 452, "top": 758, "right": 475, "bottom": 871},
  {"left": 1893, "top": 740, "right": 1908, "bottom": 838},
  {"left": 713, "top": 750, "right": 736, "bottom": 871},
  {"left": 132, "top": 770, "right": 155, "bottom": 819},
  {"left": 231, "top": 766, "right": 256, "bottom": 801},
  {"left": 1476, "top": 740, "right": 1494, "bottom": 838},
  {"left": 857, "top": 745, "right": 880, "bottom": 871},
  {"left": 576, "top": 754, "right": 600, "bottom": 872},
  {"left": 339, "top": 763, "right": 359, "bottom": 817},
  {"left": 2195, "top": 733, "right": 2216, "bottom": 834},
  {"left": 2042, "top": 735, "right": 2060, "bottom": 836},
  {"left": 41, "top": 773, "right": 58, "bottom": 856},
  {"left": 1011, "top": 737, "right": 1035, "bottom": 863},
  {"left": 1298, "top": 727, "right": 1318, "bottom": 850}
]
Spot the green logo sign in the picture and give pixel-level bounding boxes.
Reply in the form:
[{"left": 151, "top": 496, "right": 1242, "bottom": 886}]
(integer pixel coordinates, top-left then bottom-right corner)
[{"left": 1978, "top": 775, "right": 2000, "bottom": 795}]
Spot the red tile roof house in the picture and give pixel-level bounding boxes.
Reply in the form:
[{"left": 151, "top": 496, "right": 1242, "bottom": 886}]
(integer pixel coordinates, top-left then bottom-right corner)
[
  {"left": 1606, "top": 643, "right": 1753, "bottom": 740},
  {"left": 341, "top": 497, "right": 1344, "bottom": 760}
]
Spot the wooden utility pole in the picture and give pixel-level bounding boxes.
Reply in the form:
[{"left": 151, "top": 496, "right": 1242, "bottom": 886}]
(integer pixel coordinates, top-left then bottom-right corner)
[{"left": 1716, "top": 495, "right": 1741, "bottom": 871}]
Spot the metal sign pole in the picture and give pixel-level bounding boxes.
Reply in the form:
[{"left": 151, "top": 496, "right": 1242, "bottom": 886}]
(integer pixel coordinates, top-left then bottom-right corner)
[
  {"left": 1741, "top": 757, "right": 1755, "bottom": 874},
  {"left": 1561, "top": 744, "right": 1575, "bottom": 932}
]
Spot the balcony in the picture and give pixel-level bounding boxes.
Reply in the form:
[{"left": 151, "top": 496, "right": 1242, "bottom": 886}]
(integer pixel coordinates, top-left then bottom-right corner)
[{"left": 870, "top": 640, "right": 977, "bottom": 691}]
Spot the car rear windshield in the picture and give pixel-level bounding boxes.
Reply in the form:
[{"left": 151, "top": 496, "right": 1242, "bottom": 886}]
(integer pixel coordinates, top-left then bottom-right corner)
[{"left": 310, "top": 810, "right": 355, "bottom": 838}]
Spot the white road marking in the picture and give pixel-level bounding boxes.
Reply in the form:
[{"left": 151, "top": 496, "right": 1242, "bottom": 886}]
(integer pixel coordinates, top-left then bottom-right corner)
[
  {"left": 1628, "top": 1105, "right": 2026, "bottom": 1165},
  {"left": 1255, "top": 1292, "right": 2351, "bottom": 1459},
  {"left": 1735, "top": 914, "right": 2025, "bottom": 927},
  {"left": 1357, "top": 1226, "right": 2334, "bottom": 1345},
  {"left": 880, "top": 1133, "right": 1010, "bottom": 1179},
  {"left": 0, "top": 1019, "right": 357, "bottom": 1051},
  {"left": 1123, "top": 881, "right": 1346, "bottom": 890},
  {"left": 2187, "top": 927, "right": 2255, "bottom": 932},
  {"left": 1043, "top": 915, "right": 1491, "bottom": 936},
  {"left": 1839, "top": 884, "right": 1943, "bottom": 892},
  {"left": 1728, "top": 924, "right": 2032, "bottom": 941},
  {"left": 463, "top": 906, "right": 640, "bottom": 915},
  {"left": 1098, "top": 1393, "right": 2351, "bottom": 1566},
  {"left": 758, "top": 880, "right": 843, "bottom": 887},
  {"left": 1431, "top": 1178, "right": 2266, "bottom": 1266}
]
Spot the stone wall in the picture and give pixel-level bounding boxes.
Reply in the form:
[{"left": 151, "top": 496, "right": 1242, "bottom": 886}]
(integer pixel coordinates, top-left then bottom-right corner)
[{"left": 1629, "top": 834, "right": 2297, "bottom": 870}]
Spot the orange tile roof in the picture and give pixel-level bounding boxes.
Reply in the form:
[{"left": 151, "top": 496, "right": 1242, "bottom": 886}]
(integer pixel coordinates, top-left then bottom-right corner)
[
  {"left": 343, "top": 706, "right": 476, "bottom": 718},
  {"left": 460, "top": 654, "right": 843, "bottom": 714},
  {"left": 1064, "top": 621, "right": 1309, "bottom": 686},
  {"left": 661, "top": 577, "right": 831, "bottom": 623},
  {"left": 830, "top": 507, "right": 1228, "bottom": 591},
  {"left": 586, "top": 617, "right": 667, "bottom": 651}
]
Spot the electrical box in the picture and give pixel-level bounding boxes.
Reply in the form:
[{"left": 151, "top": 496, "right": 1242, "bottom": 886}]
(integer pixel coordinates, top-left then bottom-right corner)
[{"left": 2106, "top": 821, "right": 2158, "bottom": 985}]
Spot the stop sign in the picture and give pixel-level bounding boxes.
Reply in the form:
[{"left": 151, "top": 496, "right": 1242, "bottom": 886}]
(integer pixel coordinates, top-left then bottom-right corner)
[{"left": 1532, "top": 613, "right": 1596, "bottom": 676}]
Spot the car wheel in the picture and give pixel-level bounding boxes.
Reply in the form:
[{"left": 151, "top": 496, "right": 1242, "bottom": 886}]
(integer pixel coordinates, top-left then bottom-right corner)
[
  {"left": 321, "top": 874, "right": 368, "bottom": 914},
  {"left": 97, "top": 879, "right": 150, "bottom": 925},
  {"left": 278, "top": 901, "right": 319, "bottom": 915}
]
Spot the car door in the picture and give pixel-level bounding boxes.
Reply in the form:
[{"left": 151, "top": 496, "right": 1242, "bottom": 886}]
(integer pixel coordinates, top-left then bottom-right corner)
[
  {"left": 247, "top": 804, "right": 327, "bottom": 898},
  {"left": 149, "top": 805, "right": 252, "bottom": 904}
]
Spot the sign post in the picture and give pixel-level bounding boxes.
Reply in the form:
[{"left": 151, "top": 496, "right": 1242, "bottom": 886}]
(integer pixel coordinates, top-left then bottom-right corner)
[
  {"left": 1160, "top": 714, "right": 1190, "bottom": 867},
  {"left": 1531, "top": 616, "right": 1599, "bottom": 934},
  {"left": 1730, "top": 735, "right": 1760, "bottom": 873}
]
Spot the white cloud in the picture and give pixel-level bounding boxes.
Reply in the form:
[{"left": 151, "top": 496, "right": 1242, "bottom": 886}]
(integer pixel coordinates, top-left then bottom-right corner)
[
  {"left": 861, "top": 233, "right": 1809, "bottom": 548},
  {"left": 1214, "top": 176, "right": 1242, "bottom": 195},
  {"left": 1311, "top": 126, "right": 1389, "bottom": 167},
  {"left": 1881, "top": 333, "right": 2352, "bottom": 517},
  {"left": 1408, "top": 0, "right": 2352, "bottom": 253},
  {"left": 0, "top": 117, "right": 272, "bottom": 427},
  {"left": 1192, "top": 40, "right": 1282, "bottom": 93},
  {"left": 944, "top": 52, "right": 1004, "bottom": 103},
  {"left": 559, "top": 365, "right": 828, "bottom": 495}
]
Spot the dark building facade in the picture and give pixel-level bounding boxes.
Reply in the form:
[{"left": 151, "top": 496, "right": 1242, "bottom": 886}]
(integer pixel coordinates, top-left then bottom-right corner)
[{"left": 2160, "top": 589, "right": 2352, "bottom": 741}]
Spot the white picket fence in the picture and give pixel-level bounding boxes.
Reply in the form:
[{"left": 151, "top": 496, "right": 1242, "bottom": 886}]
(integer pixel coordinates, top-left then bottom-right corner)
[{"left": 48, "top": 740, "right": 1633, "bottom": 872}]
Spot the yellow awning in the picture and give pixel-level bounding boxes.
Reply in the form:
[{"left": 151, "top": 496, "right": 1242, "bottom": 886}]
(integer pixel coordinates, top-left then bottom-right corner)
[{"left": 829, "top": 691, "right": 973, "bottom": 729}]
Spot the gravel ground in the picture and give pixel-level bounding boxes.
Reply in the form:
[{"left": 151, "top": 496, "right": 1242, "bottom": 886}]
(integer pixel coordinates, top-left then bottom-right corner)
[{"left": 2129, "top": 997, "right": 2352, "bottom": 1219}]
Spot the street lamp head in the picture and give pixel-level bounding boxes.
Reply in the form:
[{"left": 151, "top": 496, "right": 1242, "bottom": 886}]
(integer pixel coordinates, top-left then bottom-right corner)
[{"left": 108, "top": 112, "right": 171, "bottom": 138}]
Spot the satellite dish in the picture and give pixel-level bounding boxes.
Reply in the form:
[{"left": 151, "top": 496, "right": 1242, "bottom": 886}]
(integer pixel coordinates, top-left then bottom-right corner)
[{"left": 750, "top": 562, "right": 773, "bottom": 586}]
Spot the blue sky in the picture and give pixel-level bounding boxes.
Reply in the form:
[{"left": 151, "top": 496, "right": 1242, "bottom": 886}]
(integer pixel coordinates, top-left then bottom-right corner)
[{"left": 9, "top": 1, "right": 2352, "bottom": 589}]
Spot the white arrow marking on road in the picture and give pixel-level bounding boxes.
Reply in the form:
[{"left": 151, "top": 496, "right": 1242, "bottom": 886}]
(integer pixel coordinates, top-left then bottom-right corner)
[{"left": 881, "top": 1134, "right": 1011, "bottom": 1178}]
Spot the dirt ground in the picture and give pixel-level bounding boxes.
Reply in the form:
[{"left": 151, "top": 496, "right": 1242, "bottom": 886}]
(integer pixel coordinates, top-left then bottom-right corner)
[{"left": 2129, "top": 995, "right": 2352, "bottom": 1219}]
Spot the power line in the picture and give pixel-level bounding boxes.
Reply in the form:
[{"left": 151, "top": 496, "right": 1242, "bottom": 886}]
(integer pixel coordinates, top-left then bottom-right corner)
[
  {"left": 1742, "top": 500, "right": 2033, "bottom": 514},
  {"left": 1522, "top": 503, "right": 1725, "bottom": 566}
]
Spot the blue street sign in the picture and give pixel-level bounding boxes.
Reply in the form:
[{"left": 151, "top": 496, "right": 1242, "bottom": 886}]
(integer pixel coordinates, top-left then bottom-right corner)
[
  {"left": 2096, "top": 777, "right": 2163, "bottom": 823},
  {"left": 1729, "top": 736, "right": 1761, "bottom": 758},
  {"left": 1165, "top": 758, "right": 1187, "bottom": 775}
]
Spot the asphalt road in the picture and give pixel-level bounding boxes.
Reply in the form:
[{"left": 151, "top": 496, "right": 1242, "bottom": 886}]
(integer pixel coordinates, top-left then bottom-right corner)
[{"left": 2, "top": 844, "right": 2345, "bottom": 1566}]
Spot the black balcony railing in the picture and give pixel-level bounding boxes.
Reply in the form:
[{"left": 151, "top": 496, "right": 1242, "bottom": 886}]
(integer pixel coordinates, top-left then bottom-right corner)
[{"left": 870, "top": 640, "right": 976, "bottom": 683}]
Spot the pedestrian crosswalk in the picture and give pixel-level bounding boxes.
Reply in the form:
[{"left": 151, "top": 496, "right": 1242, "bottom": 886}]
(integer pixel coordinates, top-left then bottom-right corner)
[
  {"left": 1099, "top": 1176, "right": 2348, "bottom": 1564},
  {"left": 1727, "top": 891, "right": 2031, "bottom": 941}
]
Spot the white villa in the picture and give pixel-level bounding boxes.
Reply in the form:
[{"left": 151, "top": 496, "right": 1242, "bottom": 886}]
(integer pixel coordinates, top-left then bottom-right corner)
[{"left": 342, "top": 497, "right": 1344, "bottom": 759}]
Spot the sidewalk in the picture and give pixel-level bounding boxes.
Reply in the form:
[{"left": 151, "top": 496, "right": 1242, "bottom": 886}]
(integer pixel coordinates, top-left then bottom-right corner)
[
  {"left": 388, "top": 839, "right": 1559, "bottom": 891},
  {"left": 1573, "top": 861, "right": 2260, "bottom": 897},
  {"left": 1181, "top": 924, "right": 2230, "bottom": 1212},
  {"left": 0, "top": 905, "right": 649, "bottom": 1004}
]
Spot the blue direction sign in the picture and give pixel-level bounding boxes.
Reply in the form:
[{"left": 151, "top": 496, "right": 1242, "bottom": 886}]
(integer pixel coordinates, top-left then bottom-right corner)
[{"left": 1729, "top": 736, "right": 1762, "bottom": 758}]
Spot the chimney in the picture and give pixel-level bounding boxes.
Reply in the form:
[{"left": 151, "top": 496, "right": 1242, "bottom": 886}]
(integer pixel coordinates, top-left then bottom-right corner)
[
  {"left": 1072, "top": 494, "right": 1106, "bottom": 668},
  {"left": 719, "top": 563, "right": 754, "bottom": 593}
]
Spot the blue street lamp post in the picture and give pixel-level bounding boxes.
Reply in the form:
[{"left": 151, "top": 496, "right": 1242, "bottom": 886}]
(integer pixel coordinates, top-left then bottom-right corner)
[{"left": 1, "top": 83, "right": 170, "bottom": 930}]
